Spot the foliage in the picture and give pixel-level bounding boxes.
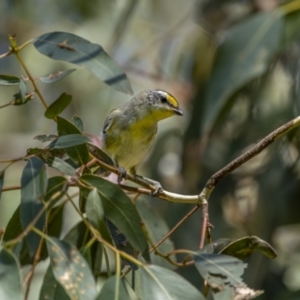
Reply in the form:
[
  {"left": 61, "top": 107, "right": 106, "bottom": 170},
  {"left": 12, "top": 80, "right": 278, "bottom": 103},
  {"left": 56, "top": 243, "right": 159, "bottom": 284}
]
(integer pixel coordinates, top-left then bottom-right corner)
[{"left": 1, "top": 1, "right": 300, "bottom": 299}]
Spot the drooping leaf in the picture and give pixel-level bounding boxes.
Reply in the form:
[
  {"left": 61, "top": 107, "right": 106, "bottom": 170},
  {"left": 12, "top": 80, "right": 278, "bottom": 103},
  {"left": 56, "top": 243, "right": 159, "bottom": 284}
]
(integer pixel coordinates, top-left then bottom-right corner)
[
  {"left": 11, "top": 91, "right": 31, "bottom": 105},
  {"left": 45, "top": 176, "right": 68, "bottom": 202},
  {"left": 87, "top": 143, "right": 114, "bottom": 169},
  {"left": 56, "top": 117, "right": 89, "bottom": 165},
  {"left": 3, "top": 207, "right": 24, "bottom": 247},
  {"left": 34, "top": 134, "right": 58, "bottom": 142},
  {"left": 193, "top": 252, "right": 263, "bottom": 299},
  {"left": 0, "top": 74, "right": 20, "bottom": 85},
  {"left": 48, "top": 134, "right": 89, "bottom": 149},
  {"left": 0, "top": 249, "right": 23, "bottom": 300},
  {"left": 202, "top": 12, "right": 283, "bottom": 133},
  {"left": 96, "top": 275, "right": 132, "bottom": 300},
  {"left": 46, "top": 237, "right": 98, "bottom": 300},
  {"left": 39, "top": 264, "right": 70, "bottom": 300},
  {"left": 44, "top": 93, "right": 72, "bottom": 119},
  {"left": 63, "top": 221, "right": 88, "bottom": 247},
  {"left": 85, "top": 188, "right": 112, "bottom": 243},
  {"left": 0, "top": 169, "right": 4, "bottom": 202},
  {"left": 3, "top": 203, "right": 64, "bottom": 265},
  {"left": 32, "top": 31, "right": 133, "bottom": 95},
  {"left": 81, "top": 175, "right": 149, "bottom": 258},
  {"left": 140, "top": 265, "right": 205, "bottom": 300},
  {"left": 136, "top": 199, "right": 176, "bottom": 268},
  {"left": 220, "top": 235, "right": 277, "bottom": 260},
  {"left": 71, "top": 115, "right": 84, "bottom": 132},
  {"left": 46, "top": 156, "right": 77, "bottom": 176},
  {"left": 39, "top": 69, "right": 76, "bottom": 83},
  {"left": 106, "top": 219, "right": 138, "bottom": 270},
  {"left": 20, "top": 157, "right": 47, "bottom": 256}
]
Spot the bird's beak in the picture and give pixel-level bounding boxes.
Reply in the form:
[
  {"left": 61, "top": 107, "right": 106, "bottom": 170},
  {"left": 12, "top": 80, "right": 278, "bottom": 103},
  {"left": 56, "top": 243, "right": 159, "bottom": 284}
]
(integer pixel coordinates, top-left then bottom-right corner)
[{"left": 173, "top": 107, "right": 183, "bottom": 116}]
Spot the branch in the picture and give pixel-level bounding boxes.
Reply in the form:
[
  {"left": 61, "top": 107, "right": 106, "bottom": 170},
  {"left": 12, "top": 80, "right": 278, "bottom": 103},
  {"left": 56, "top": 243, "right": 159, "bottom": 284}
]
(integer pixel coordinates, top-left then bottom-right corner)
[
  {"left": 205, "top": 115, "right": 300, "bottom": 189},
  {"left": 87, "top": 156, "right": 207, "bottom": 205}
]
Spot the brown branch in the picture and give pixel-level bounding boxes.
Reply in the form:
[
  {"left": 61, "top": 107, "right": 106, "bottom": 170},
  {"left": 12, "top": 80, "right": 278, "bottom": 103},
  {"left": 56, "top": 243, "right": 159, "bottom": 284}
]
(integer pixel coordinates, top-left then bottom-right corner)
[
  {"left": 150, "top": 205, "right": 200, "bottom": 253},
  {"left": 205, "top": 116, "right": 300, "bottom": 189}
]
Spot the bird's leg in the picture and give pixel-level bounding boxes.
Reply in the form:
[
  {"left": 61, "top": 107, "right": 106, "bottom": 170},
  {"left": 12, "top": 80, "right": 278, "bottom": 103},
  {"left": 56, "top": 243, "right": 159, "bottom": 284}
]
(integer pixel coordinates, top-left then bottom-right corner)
[
  {"left": 135, "top": 174, "right": 163, "bottom": 196},
  {"left": 117, "top": 166, "right": 127, "bottom": 183}
]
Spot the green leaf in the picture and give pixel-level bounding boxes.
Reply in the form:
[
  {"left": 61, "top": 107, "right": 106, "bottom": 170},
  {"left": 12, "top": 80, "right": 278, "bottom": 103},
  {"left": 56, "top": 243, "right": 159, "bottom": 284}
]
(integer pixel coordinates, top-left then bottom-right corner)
[
  {"left": 46, "top": 156, "right": 77, "bottom": 176},
  {"left": 0, "top": 169, "right": 4, "bottom": 202},
  {"left": 0, "top": 74, "right": 20, "bottom": 85},
  {"left": 87, "top": 143, "right": 114, "bottom": 168},
  {"left": 32, "top": 31, "right": 133, "bottom": 95},
  {"left": 97, "top": 275, "right": 132, "bottom": 300},
  {"left": 71, "top": 115, "right": 84, "bottom": 132},
  {"left": 220, "top": 236, "right": 277, "bottom": 260},
  {"left": 136, "top": 199, "right": 176, "bottom": 268},
  {"left": 20, "top": 157, "right": 47, "bottom": 256},
  {"left": 63, "top": 221, "right": 88, "bottom": 247},
  {"left": 34, "top": 134, "right": 58, "bottom": 142},
  {"left": 19, "top": 75, "right": 27, "bottom": 103},
  {"left": 81, "top": 175, "right": 149, "bottom": 257},
  {"left": 0, "top": 249, "right": 23, "bottom": 300},
  {"left": 44, "top": 93, "right": 72, "bottom": 119},
  {"left": 57, "top": 117, "right": 89, "bottom": 165},
  {"left": 11, "top": 92, "right": 32, "bottom": 106},
  {"left": 3, "top": 206, "right": 24, "bottom": 244},
  {"left": 45, "top": 176, "right": 68, "bottom": 201},
  {"left": 86, "top": 189, "right": 112, "bottom": 243},
  {"left": 39, "top": 69, "right": 76, "bottom": 83},
  {"left": 39, "top": 265, "right": 70, "bottom": 300},
  {"left": 193, "top": 252, "right": 263, "bottom": 299},
  {"left": 140, "top": 265, "right": 205, "bottom": 300},
  {"left": 3, "top": 203, "right": 64, "bottom": 265},
  {"left": 202, "top": 12, "right": 283, "bottom": 133},
  {"left": 46, "top": 237, "right": 98, "bottom": 300},
  {"left": 49, "top": 134, "right": 89, "bottom": 149}
]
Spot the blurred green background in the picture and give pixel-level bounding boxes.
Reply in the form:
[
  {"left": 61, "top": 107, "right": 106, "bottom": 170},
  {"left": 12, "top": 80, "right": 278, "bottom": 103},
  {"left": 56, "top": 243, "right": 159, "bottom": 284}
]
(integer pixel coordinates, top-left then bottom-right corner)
[{"left": 1, "top": 0, "right": 300, "bottom": 299}]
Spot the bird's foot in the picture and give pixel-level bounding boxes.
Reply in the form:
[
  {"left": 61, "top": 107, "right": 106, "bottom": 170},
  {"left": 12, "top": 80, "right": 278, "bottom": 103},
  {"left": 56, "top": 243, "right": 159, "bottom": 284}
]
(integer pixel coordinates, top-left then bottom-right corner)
[
  {"left": 135, "top": 174, "right": 163, "bottom": 197},
  {"left": 118, "top": 166, "right": 127, "bottom": 183}
]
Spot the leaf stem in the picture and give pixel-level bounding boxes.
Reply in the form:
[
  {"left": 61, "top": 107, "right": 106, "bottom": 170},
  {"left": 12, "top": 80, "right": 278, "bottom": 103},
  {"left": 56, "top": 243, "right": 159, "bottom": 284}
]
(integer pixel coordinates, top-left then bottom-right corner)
[{"left": 14, "top": 52, "right": 49, "bottom": 109}]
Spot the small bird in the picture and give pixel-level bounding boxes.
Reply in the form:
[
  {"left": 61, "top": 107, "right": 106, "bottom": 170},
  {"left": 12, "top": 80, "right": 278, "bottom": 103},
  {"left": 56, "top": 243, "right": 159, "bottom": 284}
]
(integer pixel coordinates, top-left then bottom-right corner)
[{"left": 101, "top": 89, "right": 183, "bottom": 186}]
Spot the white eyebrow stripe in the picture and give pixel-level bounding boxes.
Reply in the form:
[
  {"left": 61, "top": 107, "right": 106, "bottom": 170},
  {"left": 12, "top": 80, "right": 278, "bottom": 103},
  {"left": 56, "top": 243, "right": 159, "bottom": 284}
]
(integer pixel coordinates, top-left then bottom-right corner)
[{"left": 157, "top": 90, "right": 168, "bottom": 97}]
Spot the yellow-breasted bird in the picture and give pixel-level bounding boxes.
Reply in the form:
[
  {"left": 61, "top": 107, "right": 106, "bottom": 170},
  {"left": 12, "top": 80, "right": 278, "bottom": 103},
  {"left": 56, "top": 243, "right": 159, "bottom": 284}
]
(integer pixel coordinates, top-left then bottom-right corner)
[{"left": 101, "top": 89, "right": 183, "bottom": 187}]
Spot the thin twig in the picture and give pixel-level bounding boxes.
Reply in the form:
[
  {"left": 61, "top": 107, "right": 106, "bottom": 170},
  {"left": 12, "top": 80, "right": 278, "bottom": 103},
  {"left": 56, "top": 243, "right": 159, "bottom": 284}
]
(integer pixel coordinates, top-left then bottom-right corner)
[
  {"left": 150, "top": 205, "right": 200, "bottom": 253},
  {"left": 205, "top": 116, "right": 300, "bottom": 189}
]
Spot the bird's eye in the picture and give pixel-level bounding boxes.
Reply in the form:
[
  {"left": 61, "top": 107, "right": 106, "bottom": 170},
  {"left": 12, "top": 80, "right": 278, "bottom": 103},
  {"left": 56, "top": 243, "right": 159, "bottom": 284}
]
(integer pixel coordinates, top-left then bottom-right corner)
[{"left": 161, "top": 96, "right": 167, "bottom": 103}]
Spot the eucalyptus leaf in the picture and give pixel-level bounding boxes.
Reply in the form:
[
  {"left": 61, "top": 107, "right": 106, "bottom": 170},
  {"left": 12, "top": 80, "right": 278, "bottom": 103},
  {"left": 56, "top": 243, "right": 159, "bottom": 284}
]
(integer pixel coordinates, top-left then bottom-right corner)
[
  {"left": 39, "top": 69, "right": 76, "bottom": 83},
  {"left": 20, "top": 157, "right": 47, "bottom": 256},
  {"left": 57, "top": 117, "right": 89, "bottom": 165},
  {"left": 0, "top": 249, "right": 23, "bottom": 300},
  {"left": 140, "top": 265, "right": 205, "bottom": 300},
  {"left": 48, "top": 134, "right": 89, "bottom": 149},
  {"left": 220, "top": 236, "right": 277, "bottom": 260},
  {"left": 39, "top": 264, "right": 70, "bottom": 300},
  {"left": 46, "top": 156, "right": 77, "bottom": 176},
  {"left": 0, "top": 74, "right": 20, "bottom": 85},
  {"left": 44, "top": 93, "right": 72, "bottom": 119},
  {"left": 202, "top": 12, "right": 282, "bottom": 134},
  {"left": 71, "top": 115, "right": 84, "bottom": 132},
  {"left": 97, "top": 275, "right": 132, "bottom": 300},
  {"left": 86, "top": 188, "right": 112, "bottom": 243},
  {"left": 46, "top": 237, "right": 98, "bottom": 300},
  {"left": 193, "top": 252, "right": 263, "bottom": 299},
  {"left": 81, "top": 175, "right": 149, "bottom": 259},
  {"left": 32, "top": 31, "right": 133, "bottom": 95},
  {"left": 34, "top": 134, "right": 58, "bottom": 142}
]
